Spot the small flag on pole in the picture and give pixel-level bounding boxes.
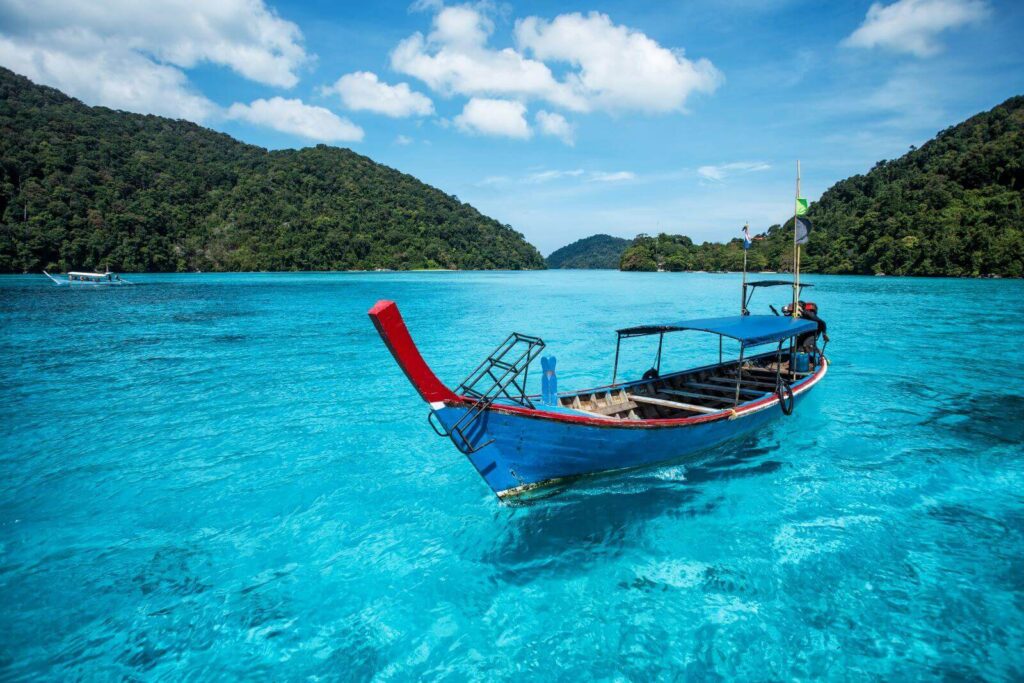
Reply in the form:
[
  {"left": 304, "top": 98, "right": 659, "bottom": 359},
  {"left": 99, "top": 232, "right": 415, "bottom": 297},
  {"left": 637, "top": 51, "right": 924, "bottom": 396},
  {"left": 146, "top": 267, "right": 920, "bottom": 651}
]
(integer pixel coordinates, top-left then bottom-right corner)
[
  {"left": 795, "top": 217, "right": 811, "bottom": 245},
  {"left": 795, "top": 197, "right": 809, "bottom": 216},
  {"left": 742, "top": 225, "right": 753, "bottom": 250}
]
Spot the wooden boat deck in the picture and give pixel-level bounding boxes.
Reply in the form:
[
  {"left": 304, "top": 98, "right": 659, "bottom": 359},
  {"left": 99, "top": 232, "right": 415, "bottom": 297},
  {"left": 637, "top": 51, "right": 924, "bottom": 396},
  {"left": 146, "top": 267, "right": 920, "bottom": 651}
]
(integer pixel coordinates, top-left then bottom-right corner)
[{"left": 558, "top": 352, "right": 811, "bottom": 420}]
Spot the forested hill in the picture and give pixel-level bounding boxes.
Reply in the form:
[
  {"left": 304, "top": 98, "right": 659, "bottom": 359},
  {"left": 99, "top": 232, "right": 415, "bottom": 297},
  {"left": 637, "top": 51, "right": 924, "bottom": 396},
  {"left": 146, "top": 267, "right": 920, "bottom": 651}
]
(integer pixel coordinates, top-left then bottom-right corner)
[
  {"left": 0, "top": 68, "right": 545, "bottom": 272},
  {"left": 800, "top": 95, "right": 1023, "bottom": 276},
  {"left": 546, "top": 234, "right": 631, "bottom": 268},
  {"left": 620, "top": 95, "right": 1024, "bottom": 277}
]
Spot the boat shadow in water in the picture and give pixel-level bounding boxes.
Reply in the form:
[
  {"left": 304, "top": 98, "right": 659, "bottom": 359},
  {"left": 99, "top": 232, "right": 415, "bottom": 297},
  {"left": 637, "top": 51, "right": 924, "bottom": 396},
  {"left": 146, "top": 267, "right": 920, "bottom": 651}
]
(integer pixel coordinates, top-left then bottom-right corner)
[{"left": 479, "top": 434, "right": 784, "bottom": 583}]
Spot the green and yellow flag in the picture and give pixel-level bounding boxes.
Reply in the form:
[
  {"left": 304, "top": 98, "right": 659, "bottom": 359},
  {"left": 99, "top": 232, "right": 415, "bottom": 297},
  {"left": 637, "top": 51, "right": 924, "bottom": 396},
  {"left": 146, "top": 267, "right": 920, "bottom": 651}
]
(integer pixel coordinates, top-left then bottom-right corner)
[{"left": 795, "top": 197, "right": 809, "bottom": 215}]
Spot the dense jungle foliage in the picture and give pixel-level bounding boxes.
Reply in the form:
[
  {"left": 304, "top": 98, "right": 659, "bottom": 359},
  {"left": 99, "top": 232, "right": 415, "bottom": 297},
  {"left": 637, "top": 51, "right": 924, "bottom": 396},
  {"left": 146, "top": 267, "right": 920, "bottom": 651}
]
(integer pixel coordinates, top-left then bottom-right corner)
[
  {"left": 546, "top": 234, "right": 631, "bottom": 268},
  {"left": 0, "top": 68, "right": 545, "bottom": 272},
  {"left": 621, "top": 95, "right": 1024, "bottom": 277}
]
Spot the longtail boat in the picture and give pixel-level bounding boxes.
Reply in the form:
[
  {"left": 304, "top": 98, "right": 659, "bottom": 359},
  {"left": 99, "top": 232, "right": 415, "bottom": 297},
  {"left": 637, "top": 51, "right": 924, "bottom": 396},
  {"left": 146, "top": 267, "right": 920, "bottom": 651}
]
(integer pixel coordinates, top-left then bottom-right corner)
[
  {"left": 369, "top": 287, "right": 828, "bottom": 499},
  {"left": 43, "top": 269, "right": 130, "bottom": 286}
]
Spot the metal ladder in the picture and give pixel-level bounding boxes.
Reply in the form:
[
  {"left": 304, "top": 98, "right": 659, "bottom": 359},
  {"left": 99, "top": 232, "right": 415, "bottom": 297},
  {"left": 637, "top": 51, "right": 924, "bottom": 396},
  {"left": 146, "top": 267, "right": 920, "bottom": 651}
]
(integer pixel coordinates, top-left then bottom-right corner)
[{"left": 429, "top": 332, "right": 545, "bottom": 454}]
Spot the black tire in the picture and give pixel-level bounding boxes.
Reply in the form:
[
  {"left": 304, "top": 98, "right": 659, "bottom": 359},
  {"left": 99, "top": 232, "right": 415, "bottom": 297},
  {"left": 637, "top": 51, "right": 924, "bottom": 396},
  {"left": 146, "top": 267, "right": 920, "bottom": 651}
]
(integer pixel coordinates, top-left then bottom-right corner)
[
  {"left": 777, "top": 379, "right": 795, "bottom": 416},
  {"left": 642, "top": 368, "right": 660, "bottom": 380}
]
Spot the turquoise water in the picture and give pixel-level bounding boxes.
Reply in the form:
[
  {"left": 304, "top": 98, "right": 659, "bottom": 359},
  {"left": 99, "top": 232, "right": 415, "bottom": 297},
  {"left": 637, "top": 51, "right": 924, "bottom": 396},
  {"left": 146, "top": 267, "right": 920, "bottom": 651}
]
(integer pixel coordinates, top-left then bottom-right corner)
[{"left": 1, "top": 271, "right": 1023, "bottom": 680}]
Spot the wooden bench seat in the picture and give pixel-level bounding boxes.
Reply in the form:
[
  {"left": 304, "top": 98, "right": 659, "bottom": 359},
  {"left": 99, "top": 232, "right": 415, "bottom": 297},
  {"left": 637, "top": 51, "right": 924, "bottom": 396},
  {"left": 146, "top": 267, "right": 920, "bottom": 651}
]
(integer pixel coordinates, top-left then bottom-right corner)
[
  {"left": 685, "top": 381, "right": 765, "bottom": 398},
  {"left": 629, "top": 394, "right": 722, "bottom": 415},
  {"left": 704, "top": 375, "right": 777, "bottom": 390},
  {"left": 659, "top": 388, "right": 731, "bottom": 405}
]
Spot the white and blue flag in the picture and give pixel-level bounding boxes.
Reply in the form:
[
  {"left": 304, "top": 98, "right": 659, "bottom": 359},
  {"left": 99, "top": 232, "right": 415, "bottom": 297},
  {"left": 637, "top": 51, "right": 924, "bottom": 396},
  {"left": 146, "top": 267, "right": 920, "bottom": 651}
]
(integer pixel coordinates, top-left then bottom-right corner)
[{"left": 795, "top": 217, "right": 811, "bottom": 245}]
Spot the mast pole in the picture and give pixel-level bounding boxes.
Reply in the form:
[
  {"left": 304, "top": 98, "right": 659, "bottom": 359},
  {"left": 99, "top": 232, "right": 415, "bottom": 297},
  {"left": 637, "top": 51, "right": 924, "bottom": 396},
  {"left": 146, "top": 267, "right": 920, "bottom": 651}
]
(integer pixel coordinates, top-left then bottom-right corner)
[
  {"left": 741, "top": 222, "right": 748, "bottom": 315},
  {"left": 792, "top": 160, "right": 801, "bottom": 317}
]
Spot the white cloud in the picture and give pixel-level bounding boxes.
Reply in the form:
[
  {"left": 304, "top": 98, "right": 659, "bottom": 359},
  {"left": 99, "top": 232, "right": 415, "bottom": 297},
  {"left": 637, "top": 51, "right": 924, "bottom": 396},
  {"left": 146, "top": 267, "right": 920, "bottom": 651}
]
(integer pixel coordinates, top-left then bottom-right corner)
[
  {"left": 0, "top": 0, "right": 309, "bottom": 122},
  {"left": 392, "top": 5, "right": 719, "bottom": 116},
  {"left": 842, "top": 0, "right": 989, "bottom": 57},
  {"left": 391, "top": 6, "right": 586, "bottom": 111},
  {"left": 226, "top": 97, "right": 364, "bottom": 142},
  {"left": 515, "top": 11, "right": 722, "bottom": 113},
  {"left": 0, "top": 35, "right": 217, "bottom": 121},
  {"left": 395, "top": 134, "right": 414, "bottom": 145},
  {"left": 324, "top": 71, "right": 433, "bottom": 117},
  {"left": 590, "top": 171, "right": 636, "bottom": 182},
  {"left": 526, "top": 169, "right": 584, "bottom": 183},
  {"left": 697, "top": 162, "right": 771, "bottom": 182},
  {"left": 454, "top": 98, "right": 531, "bottom": 138},
  {"left": 0, "top": 0, "right": 308, "bottom": 87},
  {"left": 535, "top": 111, "right": 574, "bottom": 145},
  {"left": 478, "top": 168, "right": 640, "bottom": 186}
]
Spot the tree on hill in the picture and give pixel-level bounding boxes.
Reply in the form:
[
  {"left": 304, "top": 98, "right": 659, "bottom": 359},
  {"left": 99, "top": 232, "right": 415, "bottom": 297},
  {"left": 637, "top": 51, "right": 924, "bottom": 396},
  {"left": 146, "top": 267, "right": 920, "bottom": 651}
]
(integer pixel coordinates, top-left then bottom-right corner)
[{"left": 0, "top": 67, "right": 545, "bottom": 273}]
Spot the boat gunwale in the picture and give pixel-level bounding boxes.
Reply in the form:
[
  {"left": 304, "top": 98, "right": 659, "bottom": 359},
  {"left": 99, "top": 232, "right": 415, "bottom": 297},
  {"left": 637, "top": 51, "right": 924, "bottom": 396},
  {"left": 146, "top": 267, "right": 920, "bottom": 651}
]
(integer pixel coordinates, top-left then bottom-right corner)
[{"left": 436, "top": 355, "right": 828, "bottom": 429}]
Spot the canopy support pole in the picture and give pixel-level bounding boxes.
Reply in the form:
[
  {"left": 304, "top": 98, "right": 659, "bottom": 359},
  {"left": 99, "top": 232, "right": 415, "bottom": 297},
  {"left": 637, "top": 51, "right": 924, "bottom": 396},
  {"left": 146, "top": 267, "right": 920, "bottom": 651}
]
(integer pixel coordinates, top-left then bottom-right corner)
[
  {"left": 719, "top": 335, "right": 723, "bottom": 365},
  {"left": 612, "top": 334, "right": 622, "bottom": 385},
  {"left": 741, "top": 229, "right": 748, "bottom": 315},
  {"left": 655, "top": 333, "right": 664, "bottom": 372},
  {"left": 734, "top": 346, "right": 746, "bottom": 406}
]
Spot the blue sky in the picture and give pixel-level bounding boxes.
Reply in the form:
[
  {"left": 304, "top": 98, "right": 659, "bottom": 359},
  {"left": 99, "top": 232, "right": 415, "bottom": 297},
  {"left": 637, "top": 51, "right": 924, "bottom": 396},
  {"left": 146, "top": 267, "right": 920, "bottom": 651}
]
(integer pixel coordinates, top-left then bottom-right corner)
[{"left": 1, "top": 0, "right": 1022, "bottom": 254}]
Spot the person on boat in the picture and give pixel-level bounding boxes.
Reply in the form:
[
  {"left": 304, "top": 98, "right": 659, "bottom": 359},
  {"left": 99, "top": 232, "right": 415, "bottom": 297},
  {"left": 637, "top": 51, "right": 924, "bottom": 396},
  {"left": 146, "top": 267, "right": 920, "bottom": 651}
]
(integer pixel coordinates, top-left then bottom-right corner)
[{"left": 796, "top": 301, "right": 828, "bottom": 353}]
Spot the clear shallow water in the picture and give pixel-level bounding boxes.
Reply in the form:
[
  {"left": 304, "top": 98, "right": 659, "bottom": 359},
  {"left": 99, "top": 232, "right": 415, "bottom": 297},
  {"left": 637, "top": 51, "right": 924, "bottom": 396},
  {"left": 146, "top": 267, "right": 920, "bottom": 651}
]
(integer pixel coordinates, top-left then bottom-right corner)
[{"left": 1, "top": 271, "right": 1022, "bottom": 680}]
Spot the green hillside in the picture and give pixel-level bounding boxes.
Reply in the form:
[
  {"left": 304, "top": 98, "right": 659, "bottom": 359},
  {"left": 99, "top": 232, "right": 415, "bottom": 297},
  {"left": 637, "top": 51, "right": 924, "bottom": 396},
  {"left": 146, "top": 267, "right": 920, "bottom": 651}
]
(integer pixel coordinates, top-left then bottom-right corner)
[
  {"left": 622, "top": 95, "right": 1024, "bottom": 277},
  {"left": 0, "top": 67, "right": 545, "bottom": 272},
  {"left": 546, "top": 234, "right": 631, "bottom": 268}
]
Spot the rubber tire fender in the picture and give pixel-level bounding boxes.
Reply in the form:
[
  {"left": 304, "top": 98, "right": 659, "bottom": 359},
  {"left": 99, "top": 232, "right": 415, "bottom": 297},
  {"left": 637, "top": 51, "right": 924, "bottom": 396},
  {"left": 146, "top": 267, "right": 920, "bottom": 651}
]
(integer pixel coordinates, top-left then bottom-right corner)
[{"left": 777, "top": 379, "right": 795, "bottom": 416}]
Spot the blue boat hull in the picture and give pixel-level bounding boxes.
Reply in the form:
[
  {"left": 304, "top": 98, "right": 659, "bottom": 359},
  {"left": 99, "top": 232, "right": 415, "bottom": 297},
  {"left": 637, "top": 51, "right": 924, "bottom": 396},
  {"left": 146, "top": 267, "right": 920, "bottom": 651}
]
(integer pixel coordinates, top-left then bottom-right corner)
[{"left": 432, "top": 372, "right": 821, "bottom": 497}]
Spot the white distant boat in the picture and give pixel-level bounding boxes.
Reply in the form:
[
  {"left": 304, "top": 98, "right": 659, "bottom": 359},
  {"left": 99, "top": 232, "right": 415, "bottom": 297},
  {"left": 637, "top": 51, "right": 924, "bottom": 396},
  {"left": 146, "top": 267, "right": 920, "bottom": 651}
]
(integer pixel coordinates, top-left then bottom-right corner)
[{"left": 43, "top": 269, "right": 130, "bottom": 286}]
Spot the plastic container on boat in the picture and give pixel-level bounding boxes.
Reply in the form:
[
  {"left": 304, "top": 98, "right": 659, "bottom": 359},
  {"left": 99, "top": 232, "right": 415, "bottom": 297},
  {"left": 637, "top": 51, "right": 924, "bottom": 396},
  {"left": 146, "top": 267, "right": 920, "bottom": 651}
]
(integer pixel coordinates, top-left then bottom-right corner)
[{"left": 793, "top": 352, "right": 810, "bottom": 373}]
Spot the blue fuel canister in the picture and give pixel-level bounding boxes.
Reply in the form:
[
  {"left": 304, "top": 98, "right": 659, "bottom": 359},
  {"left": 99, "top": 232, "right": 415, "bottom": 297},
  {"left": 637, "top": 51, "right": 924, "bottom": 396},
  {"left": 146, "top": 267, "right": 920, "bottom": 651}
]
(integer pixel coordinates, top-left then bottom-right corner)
[{"left": 794, "top": 352, "right": 810, "bottom": 373}]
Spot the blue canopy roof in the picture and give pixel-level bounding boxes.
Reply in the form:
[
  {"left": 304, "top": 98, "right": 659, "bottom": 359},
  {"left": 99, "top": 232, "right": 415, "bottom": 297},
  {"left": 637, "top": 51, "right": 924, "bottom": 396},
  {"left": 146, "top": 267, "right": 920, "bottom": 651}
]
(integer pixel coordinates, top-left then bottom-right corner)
[{"left": 617, "top": 314, "right": 818, "bottom": 347}]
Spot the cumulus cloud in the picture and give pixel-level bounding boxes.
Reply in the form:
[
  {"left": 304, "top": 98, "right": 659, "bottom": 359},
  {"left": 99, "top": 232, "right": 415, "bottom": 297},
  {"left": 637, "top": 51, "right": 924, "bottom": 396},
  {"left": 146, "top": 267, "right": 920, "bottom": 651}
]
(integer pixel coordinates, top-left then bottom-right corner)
[
  {"left": 454, "top": 98, "right": 531, "bottom": 138},
  {"left": 515, "top": 11, "right": 722, "bottom": 113},
  {"left": 0, "top": 35, "right": 218, "bottom": 121},
  {"left": 697, "top": 161, "right": 771, "bottom": 182},
  {"left": 391, "top": 5, "right": 586, "bottom": 111},
  {"left": 535, "top": 111, "right": 575, "bottom": 145},
  {"left": 395, "top": 134, "right": 414, "bottom": 145},
  {"left": 843, "top": 0, "right": 989, "bottom": 57},
  {"left": 0, "top": 0, "right": 308, "bottom": 86},
  {"left": 0, "top": 0, "right": 309, "bottom": 122},
  {"left": 226, "top": 97, "right": 364, "bottom": 142},
  {"left": 392, "top": 5, "right": 718, "bottom": 116},
  {"left": 324, "top": 71, "right": 433, "bottom": 117}
]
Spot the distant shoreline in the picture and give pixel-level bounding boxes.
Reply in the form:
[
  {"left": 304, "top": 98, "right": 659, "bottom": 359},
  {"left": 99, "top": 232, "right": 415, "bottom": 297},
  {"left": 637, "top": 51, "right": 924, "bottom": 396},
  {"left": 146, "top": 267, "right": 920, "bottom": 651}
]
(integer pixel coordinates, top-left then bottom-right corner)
[{"left": 8, "top": 269, "right": 1020, "bottom": 279}]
